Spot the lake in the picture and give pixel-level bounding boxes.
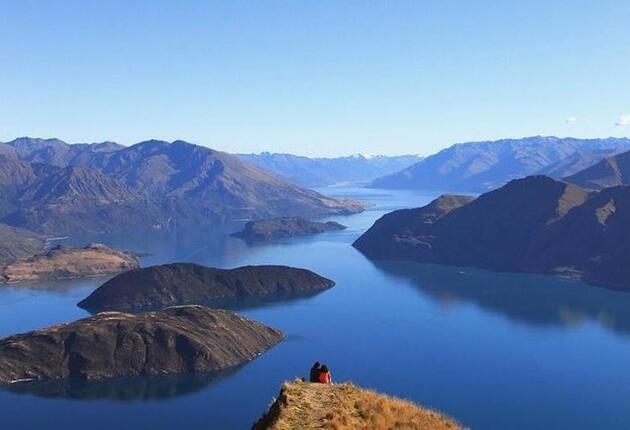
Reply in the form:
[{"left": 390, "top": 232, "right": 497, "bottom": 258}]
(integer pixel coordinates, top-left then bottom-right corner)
[{"left": 2, "top": 187, "right": 630, "bottom": 429}]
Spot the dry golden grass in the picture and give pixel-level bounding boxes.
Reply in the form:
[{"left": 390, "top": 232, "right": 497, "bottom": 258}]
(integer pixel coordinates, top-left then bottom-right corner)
[{"left": 254, "top": 380, "right": 462, "bottom": 430}]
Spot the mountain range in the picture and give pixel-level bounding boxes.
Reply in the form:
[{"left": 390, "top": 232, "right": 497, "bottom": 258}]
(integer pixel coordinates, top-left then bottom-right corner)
[
  {"left": 355, "top": 175, "right": 630, "bottom": 290},
  {"left": 370, "top": 136, "right": 630, "bottom": 192},
  {"left": 0, "top": 138, "right": 363, "bottom": 234},
  {"left": 237, "top": 152, "right": 423, "bottom": 187}
]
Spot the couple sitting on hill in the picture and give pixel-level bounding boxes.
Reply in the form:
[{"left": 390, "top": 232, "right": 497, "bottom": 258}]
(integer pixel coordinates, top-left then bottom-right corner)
[{"left": 310, "top": 361, "right": 332, "bottom": 384}]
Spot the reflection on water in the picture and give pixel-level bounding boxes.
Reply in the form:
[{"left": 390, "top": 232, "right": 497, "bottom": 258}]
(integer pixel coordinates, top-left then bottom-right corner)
[
  {"left": 3, "top": 368, "right": 239, "bottom": 402},
  {"left": 4, "top": 188, "right": 630, "bottom": 430},
  {"left": 372, "top": 260, "right": 630, "bottom": 335}
]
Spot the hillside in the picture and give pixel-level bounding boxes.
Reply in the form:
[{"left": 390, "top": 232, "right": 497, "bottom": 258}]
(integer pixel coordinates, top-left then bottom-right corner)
[
  {"left": 371, "top": 136, "right": 630, "bottom": 192},
  {"left": 1, "top": 243, "right": 139, "bottom": 283},
  {"left": 0, "top": 223, "right": 44, "bottom": 266},
  {"left": 254, "top": 380, "right": 461, "bottom": 430},
  {"left": 355, "top": 175, "right": 630, "bottom": 289},
  {"left": 0, "top": 157, "right": 172, "bottom": 234},
  {"left": 238, "top": 152, "right": 423, "bottom": 186},
  {"left": 0, "top": 139, "right": 364, "bottom": 234},
  {"left": 536, "top": 147, "right": 626, "bottom": 178},
  {"left": 0, "top": 305, "right": 283, "bottom": 384},
  {"left": 78, "top": 263, "right": 335, "bottom": 312},
  {"left": 69, "top": 139, "right": 364, "bottom": 219},
  {"left": 564, "top": 149, "right": 630, "bottom": 189}
]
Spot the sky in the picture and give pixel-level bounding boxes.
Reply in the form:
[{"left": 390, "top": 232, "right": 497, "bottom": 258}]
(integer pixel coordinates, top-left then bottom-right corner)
[{"left": 1, "top": 1, "right": 629, "bottom": 157}]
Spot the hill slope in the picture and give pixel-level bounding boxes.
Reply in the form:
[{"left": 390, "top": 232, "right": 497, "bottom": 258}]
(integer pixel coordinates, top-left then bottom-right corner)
[
  {"left": 78, "top": 263, "right": 336, "bottom": 312},
  {"left": 0, "top": 223, "right": 44, "bottom": 266},
  {"left": 1, "top": 243, "right": 139, "bottom": 283},
  {"left": 0, "top": 139, "right": 364, "bottom": 234},
  {"left": 70, "top": 139, "right": 364, "bottom": 219},
  {"left": 355, "top": 175, "right": 630, "bottom": 289},
  {"left": 371, "top": 136, "right": 630, "bottom": 192},
  {"left": 0, "top": 305, "right": 283, "bottom": 384},
  {"left": 254, "top": 380, "right": 461, "bottom": 429},
  {"left": 0, "top": 157, "right": 172, "bottom": 234},
  {"left": 564, "top": 149, "right": 630, "bottom": 189}
]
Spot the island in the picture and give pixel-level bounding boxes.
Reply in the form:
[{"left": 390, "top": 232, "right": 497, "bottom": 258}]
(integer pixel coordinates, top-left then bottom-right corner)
[
  {"left": 231, "top": 216, "right": 347, "bottom": 241},
  {"left": 78, "top": 263, "right": 335, "bottom": 312},
  {"left": 354, "top": 175, "right": 630, "bottom": 290},
  {"left": 0, "top": 305, "right": 284, "bottom": 384},
  {"left": 1, "top": 243, "right": 139, "bottom": 283},
  {"left": 254, "top": 380, "right": 461, "bottom": 429}
]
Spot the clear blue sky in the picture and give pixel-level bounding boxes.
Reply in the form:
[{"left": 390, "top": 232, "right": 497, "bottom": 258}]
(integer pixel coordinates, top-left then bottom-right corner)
[{"left": 1, "top": 1, "right": 629, "bottom": 156}]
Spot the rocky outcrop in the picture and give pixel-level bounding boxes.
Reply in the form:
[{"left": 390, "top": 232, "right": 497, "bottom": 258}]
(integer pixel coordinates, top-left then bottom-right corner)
[
  {"left": 0, "top": 223, "right": 44, "bottom": 267},
  {"left": 0, "top": 305, "right": 284, "bottom": 384},
  {"left": 1, "top": 243, "right": 139, "bottom": 283},
  {"left": 231, "top": 217, "right": 346, "bottom": 241},
  {"left": 78, "top": 263, "right": 335, "bottom": 312},
  {"left": 355, "top": 176, "right": 630, "bottom": 290},
  {"left": 254, "top": 380, "right": 461, "bottom": 430}
]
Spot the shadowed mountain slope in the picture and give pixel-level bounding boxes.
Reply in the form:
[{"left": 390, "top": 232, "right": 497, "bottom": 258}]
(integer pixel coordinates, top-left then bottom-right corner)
[
  {"left": 564, "top": 149, "right": 630, "bottom": 189},
  {"left": 355, "top": 175, "right": 630, "bottom": 289}
]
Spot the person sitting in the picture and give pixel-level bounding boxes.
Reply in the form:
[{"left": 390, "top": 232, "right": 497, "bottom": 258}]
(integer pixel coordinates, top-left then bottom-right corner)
[
  {"left": 309, "top": 361, "right": 321, "bottom": 383},
  {"left": 318, "top": 364, "right": 332, "bottom": 384}
]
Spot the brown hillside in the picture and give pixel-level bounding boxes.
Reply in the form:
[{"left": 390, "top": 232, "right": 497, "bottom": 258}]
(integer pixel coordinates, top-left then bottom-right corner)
[{"left": 254, "top": 380, "right": 461, "bottom": 430}]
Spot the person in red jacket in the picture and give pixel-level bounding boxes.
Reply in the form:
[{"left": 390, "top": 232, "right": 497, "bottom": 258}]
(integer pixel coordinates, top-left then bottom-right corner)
[{"left": 318, "top": 364, "right": 332, "bottom": 384}]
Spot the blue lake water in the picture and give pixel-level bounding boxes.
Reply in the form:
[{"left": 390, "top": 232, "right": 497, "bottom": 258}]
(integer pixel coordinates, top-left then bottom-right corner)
[{"left": 2, "top": 187, "right": 630, "bottom": 429}]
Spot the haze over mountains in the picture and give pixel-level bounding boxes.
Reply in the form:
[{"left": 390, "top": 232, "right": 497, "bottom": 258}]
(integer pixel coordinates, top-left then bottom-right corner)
[
  {"left": 355, "top": 175, "right": 630, "bottom": 290},
  {"left": 238, "top": 152, "right": 423, "bottom": 187},
  {"left": 0, "top": 138, "right": 363, "bottom": 234},
  {"left": 371, "top": 136, "right": 630, "bottom": 192}
]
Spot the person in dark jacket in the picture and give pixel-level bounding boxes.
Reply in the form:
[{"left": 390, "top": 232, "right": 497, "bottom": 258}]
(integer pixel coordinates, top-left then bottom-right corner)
[{"left": 309, "top": 361, "right": 321, "bottom": 382}]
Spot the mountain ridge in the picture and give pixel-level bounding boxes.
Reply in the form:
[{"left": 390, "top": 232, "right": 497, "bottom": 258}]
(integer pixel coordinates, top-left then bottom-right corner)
[
  {"left": 371, "top": 136, "right": 630, "bottom": 192},
  {"left": 355, "top": 175, "right": 630, "bottom": 289},
  {"left": 0, "top": 138, "right": 364, "bottom": 234}
]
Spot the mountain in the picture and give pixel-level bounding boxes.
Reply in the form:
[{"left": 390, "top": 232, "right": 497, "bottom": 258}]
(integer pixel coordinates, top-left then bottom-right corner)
[
  {"left": 0, "top": 139, "right": 364, "bottom": 234},
  {"left": 0, "top": 223, "right": 44, "bottom": 266},
  {"left": 371, "top": 136, "right": 630, "bottom": 192},
  {"left": 231, "top": 217, "right": 346, "bottom": 241},
  {"left": 238, "top": 152, "right": 423, "bottom": 187},
  {"left": 564, "top": 149, "right": 630, "bottom": 189},
  {"left": 355, "top": 175, "right": 630, "bottom": 290},
  {"left": 68, "top": 140, "right": 364, "bottom": 219},
  {"left": 0, "top": 305, "right": 283, "bottom": 384},
  {"left": 4, "top": 137, "right": 124, "bottom": 167},
  {"left": 1, "top": 243, "right": 139, "bottom": 283},
  {"left": 254, "top": 380, "right": 461, "bottom": 430},
  {"left": 78, "top": 263, "right": 335, "bottom": 312},
  {"left": 0, "top": 156, "right": 173, "bottom": 234}
]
